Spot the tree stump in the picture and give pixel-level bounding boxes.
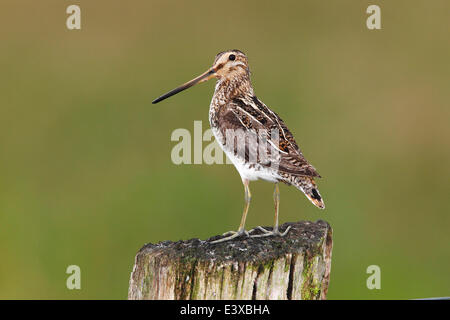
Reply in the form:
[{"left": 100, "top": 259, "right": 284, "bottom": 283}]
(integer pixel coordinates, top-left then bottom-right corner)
[{"left": 128, "top": 220, "right": 333, "bottom": 300}]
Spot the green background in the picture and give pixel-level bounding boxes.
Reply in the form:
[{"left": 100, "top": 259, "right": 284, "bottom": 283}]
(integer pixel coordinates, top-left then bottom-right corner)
[{"left": 0, "top": 0, "right": 449, "bottom": 299}]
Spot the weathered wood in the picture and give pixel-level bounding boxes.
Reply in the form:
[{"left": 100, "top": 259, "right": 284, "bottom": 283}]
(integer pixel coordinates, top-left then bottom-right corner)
[{"left": 128, "top": 220, "right": 332, "bottom": 300}]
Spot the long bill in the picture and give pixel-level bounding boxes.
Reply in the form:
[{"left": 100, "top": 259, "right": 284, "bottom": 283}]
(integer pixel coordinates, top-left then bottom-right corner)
[{"left": 152, "top": 68, "right": 216, "bottom": 104}]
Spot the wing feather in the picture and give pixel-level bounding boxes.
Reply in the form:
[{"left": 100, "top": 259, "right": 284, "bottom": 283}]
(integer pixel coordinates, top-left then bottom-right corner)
[{"left": 216, "top": 96, "right": 321, "bottom": 178}]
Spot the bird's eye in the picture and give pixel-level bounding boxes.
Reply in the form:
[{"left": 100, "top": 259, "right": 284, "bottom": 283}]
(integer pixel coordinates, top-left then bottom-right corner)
[{"left": 229, "top": 54, "right": 236, "bottom": 61}]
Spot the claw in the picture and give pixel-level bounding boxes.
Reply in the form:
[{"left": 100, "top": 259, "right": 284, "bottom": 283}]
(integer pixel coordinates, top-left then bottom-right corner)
[
  {"left": 250, "top": 225, "right": 292, "bottom": 238},
  {"left": 211, "top": 229, "right": 249, "bottom": 244},
  {"left": 222, "top": 230, "right": 249, "bottom": 237},
  {"left": 279, "top": 225, "right": 292, "bottom": 236}
]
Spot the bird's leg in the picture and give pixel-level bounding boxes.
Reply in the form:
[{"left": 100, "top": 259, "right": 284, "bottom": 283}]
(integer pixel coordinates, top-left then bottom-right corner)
[
  {"left": 211, "top": 179, "right": 251, "bottom": 243},
  {"left": 251, "top": 183, "right": 291, "bottom": 237}
]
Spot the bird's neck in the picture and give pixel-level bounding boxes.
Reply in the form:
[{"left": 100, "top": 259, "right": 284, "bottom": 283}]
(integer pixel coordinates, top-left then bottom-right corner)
[{"left": 213, "top": 74, "right": 254, "bottom": 104}]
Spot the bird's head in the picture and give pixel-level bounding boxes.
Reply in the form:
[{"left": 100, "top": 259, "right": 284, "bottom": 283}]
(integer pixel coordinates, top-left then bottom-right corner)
[
  {"left": 152, "top": 49, "right": 250, "bottom": 104},
  {"left": 211, "top": 50, "right": 250, "bottom": 81}
]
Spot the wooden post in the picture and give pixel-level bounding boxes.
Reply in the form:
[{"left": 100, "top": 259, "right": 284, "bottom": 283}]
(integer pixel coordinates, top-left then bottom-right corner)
[{"left": 128, "top": 220, "right": 333, "bottom": 300}]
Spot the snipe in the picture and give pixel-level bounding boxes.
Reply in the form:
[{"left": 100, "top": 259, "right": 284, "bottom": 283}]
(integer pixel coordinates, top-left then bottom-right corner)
[{"left": 153, "top": 50, "right": 324, "bottom": 243}]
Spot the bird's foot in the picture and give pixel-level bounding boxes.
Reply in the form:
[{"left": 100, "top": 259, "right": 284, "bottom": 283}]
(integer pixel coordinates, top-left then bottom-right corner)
[
  {"left": 210, "top": 229, "right": 250, "bottom": 244},
  {"left": 249, "top": 225, "right": 292, "bottom": 238}
]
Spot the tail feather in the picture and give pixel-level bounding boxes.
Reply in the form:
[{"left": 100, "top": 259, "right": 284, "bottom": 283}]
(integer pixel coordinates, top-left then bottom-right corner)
[{"left": 293, "top": 177, "right": 325, "bottom": 209}]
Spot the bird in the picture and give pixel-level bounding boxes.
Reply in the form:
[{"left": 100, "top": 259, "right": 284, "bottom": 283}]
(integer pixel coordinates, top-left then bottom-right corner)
[{"left": 152, "top": 50, "right": 324, "bottom": 243}]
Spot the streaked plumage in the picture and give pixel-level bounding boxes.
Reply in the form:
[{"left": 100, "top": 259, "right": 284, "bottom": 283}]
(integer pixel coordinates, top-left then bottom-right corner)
[
  {"left": 209, "top": 50, "right": 324, "bottom": 209},
  {"left": 153, "top": 49, "right": 324, "bottom": 243}
]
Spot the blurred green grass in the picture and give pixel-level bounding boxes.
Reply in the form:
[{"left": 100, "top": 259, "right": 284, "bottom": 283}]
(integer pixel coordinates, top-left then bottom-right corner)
[{"left": 0, "top": 0, "right": 449, "bottom": 299}]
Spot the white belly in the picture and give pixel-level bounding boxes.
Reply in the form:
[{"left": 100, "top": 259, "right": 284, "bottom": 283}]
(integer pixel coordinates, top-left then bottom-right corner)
[{"left": 211, "top": 126, "right": 281, "bottom": 183}]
